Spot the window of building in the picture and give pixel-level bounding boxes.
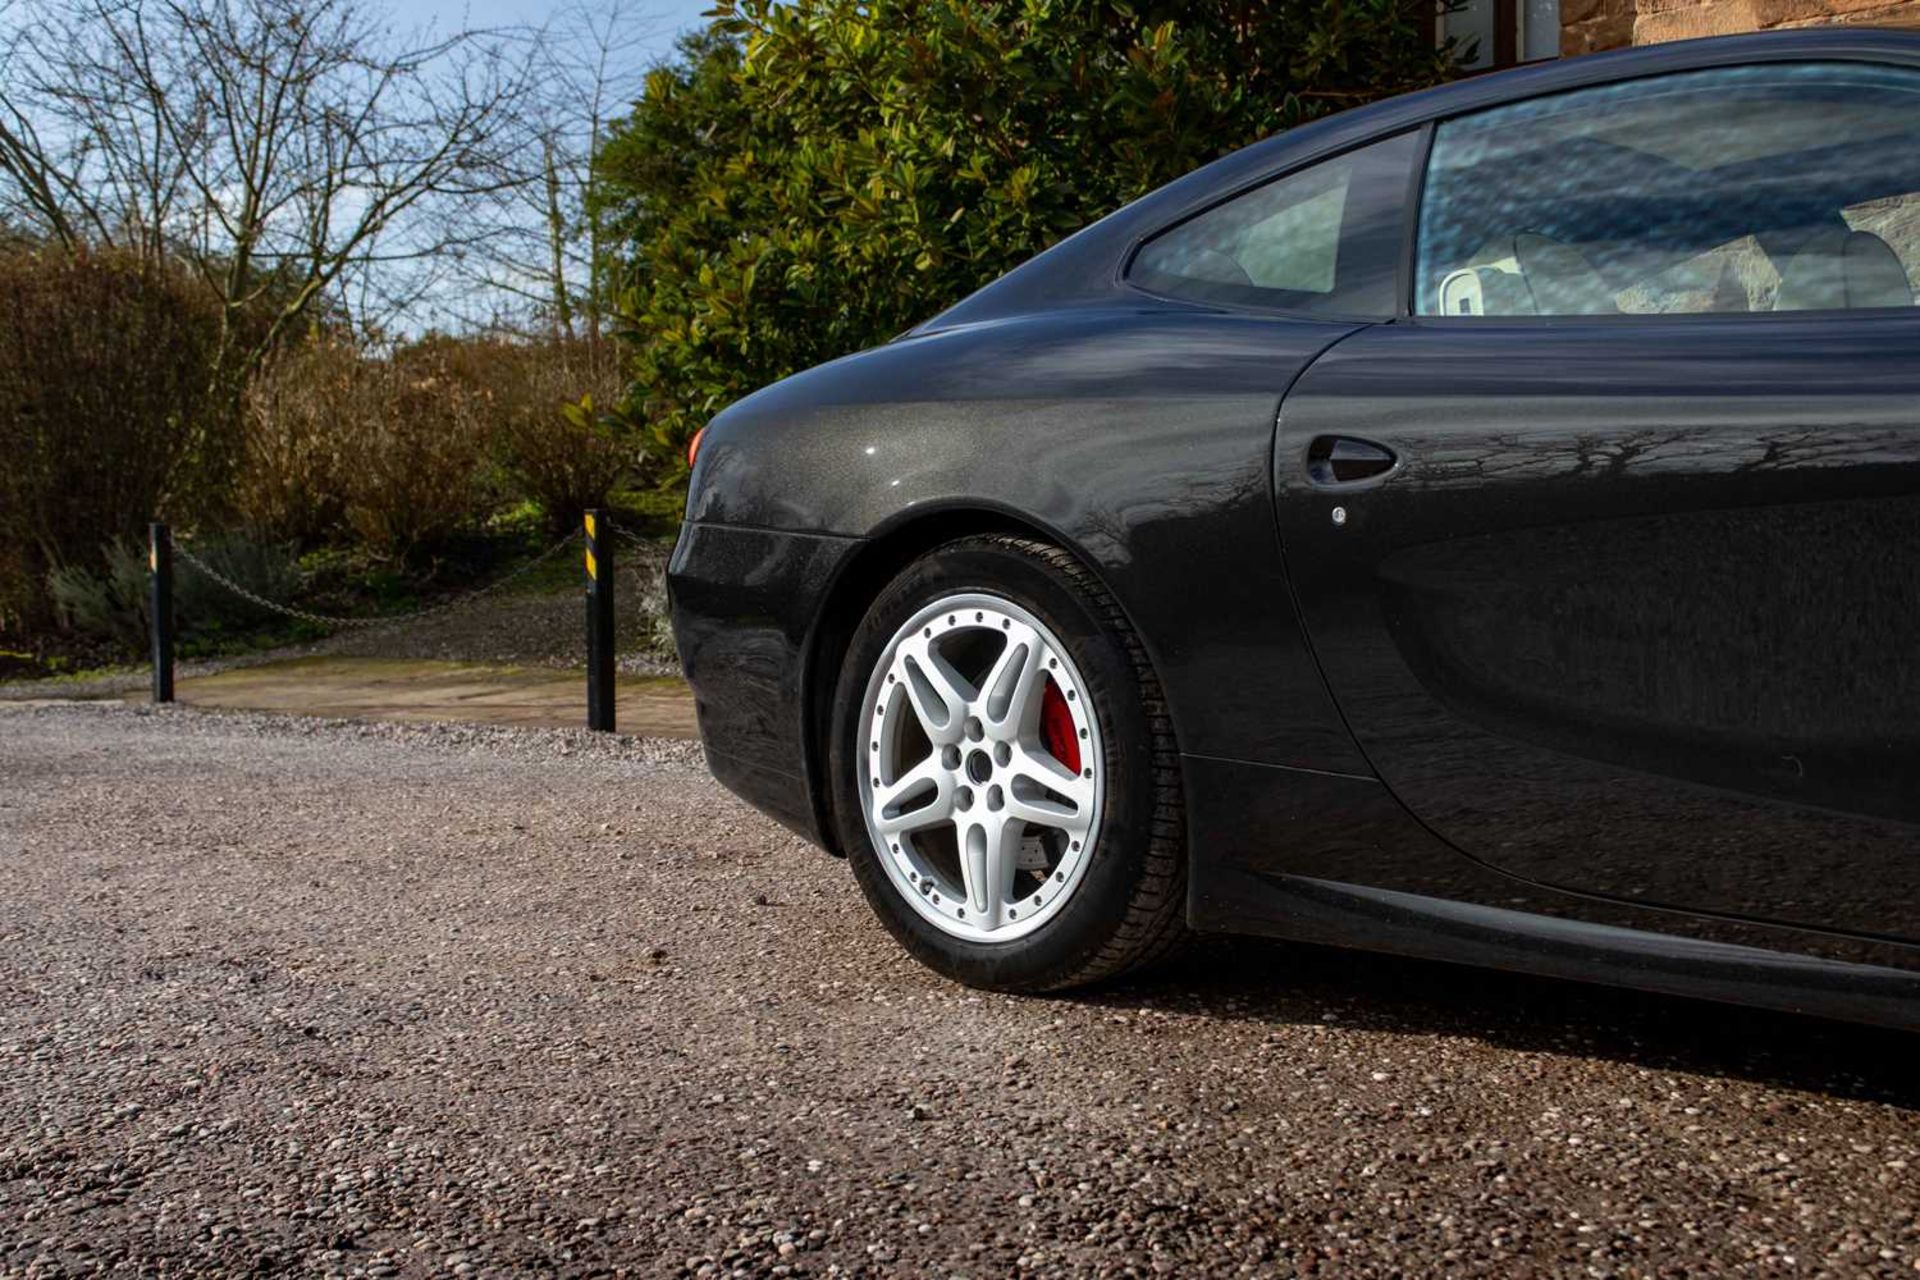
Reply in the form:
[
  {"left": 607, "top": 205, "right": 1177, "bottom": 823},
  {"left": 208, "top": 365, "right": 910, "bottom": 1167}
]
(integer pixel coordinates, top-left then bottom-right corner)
[
  {"left": 1414, "top": 63, "right": 1920, "bottom": 317},
  {"left": 1438, "top": 0, "right": 1562, "bottom": 71},
  {"left": 1127, "top": 132, "right": 1420, "bottom": 318}
]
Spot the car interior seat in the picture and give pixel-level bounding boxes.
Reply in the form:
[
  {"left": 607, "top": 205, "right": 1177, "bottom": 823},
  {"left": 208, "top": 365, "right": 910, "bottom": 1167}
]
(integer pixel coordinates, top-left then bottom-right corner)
[
  {"left": 1773, "top": 227, "right": 1914, "bottom": 310},
  {"left": 1513, "top": 233, "right": 1619, "bottom": 315},
  {"left": 1435, "top": 265, "right": 1537, "bottom": 316},
  {"left": 1435, "top": 234, "right": 1620, "bottom": 316}
]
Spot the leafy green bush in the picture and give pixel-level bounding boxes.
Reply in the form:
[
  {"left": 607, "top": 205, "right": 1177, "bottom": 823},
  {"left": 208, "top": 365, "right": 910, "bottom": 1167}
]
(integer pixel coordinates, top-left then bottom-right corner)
[{"left": 595, "top": 0, "right": 1459, "bottom": 475}]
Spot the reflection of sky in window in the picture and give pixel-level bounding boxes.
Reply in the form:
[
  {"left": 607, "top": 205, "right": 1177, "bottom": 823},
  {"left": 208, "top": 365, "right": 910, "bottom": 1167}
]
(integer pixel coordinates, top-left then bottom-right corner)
[{"left": 1416, "top": 64, "right": 1920, "bottom": 314}]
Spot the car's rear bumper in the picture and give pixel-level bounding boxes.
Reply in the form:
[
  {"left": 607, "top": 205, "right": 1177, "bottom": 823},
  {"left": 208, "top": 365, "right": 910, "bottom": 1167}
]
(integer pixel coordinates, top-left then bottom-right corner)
[{"left": 667, "top": 520, "right": 862, "bottom": 848}]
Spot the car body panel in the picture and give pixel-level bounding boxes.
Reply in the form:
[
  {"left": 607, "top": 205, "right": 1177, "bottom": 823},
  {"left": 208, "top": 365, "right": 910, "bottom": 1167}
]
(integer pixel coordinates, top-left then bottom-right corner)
[
  {"left": 670, "top": 521, "right": 858, "bottom": 842},
  {"left": 1276, "top": 313, "right": 1920, "bottom": 945},
  {"left": 684, "top": 307, "right": 1372, "bottom": 784}
]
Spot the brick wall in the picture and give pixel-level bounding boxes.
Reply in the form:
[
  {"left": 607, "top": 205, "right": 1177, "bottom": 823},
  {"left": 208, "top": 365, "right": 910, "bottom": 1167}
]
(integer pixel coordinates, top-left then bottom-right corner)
[
  {"left": 1561, "top": 0, "right": 1638, "bottom": 54},
  {"left": 1561, "top": 0, "right": 1920, "bottom": 55}
]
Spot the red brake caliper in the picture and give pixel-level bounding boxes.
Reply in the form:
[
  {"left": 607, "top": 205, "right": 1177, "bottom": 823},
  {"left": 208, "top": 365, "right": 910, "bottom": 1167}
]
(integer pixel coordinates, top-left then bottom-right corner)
[{"left": 1040, "top": 677, "right": 1081, "bottom": 776}]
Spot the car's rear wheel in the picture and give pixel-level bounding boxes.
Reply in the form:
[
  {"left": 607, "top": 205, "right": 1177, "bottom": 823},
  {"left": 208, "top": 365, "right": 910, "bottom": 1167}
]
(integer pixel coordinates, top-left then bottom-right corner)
[{"left": 828, "top": 534, "right": 1186, "bottom": 991}]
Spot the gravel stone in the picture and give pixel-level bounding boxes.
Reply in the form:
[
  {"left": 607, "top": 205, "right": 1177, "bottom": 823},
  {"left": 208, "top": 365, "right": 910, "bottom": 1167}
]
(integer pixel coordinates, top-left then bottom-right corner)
[{"left": 0, "top": 702, "right": 1915, "bottom": 1277}]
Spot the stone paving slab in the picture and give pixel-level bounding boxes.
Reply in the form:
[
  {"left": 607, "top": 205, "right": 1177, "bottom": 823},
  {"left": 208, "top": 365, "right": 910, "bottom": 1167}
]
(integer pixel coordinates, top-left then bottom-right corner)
[{"left": 174, "top": 655, "right": 699, "bottom": 738}]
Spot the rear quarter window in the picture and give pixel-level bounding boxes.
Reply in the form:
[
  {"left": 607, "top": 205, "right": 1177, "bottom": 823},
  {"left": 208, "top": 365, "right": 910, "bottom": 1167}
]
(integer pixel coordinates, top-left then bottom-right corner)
[{"left": 1127, "top": 131, "right": 1419, "bottom": 320}]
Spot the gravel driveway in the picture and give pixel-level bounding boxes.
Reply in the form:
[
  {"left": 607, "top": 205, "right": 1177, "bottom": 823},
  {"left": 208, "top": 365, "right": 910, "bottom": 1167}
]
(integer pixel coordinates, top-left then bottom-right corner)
[{"left": 1, "top": 704, "right": 1915, "bottom": 1278}]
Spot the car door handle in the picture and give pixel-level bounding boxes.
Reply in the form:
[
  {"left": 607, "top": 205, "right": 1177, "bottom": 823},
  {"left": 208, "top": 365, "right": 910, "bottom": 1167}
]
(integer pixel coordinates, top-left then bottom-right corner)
[{"left": 1306, "top": 435, "right": 1397, "bottom": 486}]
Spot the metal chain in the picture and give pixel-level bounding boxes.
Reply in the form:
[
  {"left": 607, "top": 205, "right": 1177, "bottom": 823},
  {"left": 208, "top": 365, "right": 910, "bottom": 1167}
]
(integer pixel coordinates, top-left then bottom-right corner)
[
  {"left": 172, "top": 531, "right": 583, "bottom": 632},
  {"left": 613, "top": 524, "right": 666, "bottom": 552},
  {"left": 611, "top": 524, "right": 669, "bottom": 577}
]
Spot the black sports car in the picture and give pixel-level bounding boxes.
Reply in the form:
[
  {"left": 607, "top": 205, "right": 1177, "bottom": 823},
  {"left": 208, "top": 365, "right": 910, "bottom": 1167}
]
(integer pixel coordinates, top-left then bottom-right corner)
[{"left": 668, "top": 29, "right": 1920, "bottom": 1029}]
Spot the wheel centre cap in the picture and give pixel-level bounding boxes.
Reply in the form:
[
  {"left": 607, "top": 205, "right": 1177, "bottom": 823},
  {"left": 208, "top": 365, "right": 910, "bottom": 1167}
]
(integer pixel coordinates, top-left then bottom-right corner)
[{"left": 964, "top": 750, "right": 994, "bottom": 783}]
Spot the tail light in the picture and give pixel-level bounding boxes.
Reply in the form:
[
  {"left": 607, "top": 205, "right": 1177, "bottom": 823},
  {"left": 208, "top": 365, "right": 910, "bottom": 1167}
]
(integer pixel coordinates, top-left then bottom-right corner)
[{"left": 687, "top": 424, "right": 709, "bottom": 470}]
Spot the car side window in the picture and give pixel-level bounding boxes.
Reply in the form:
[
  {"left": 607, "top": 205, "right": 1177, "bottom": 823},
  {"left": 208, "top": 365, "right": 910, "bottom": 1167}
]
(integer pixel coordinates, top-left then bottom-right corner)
[
  {"left": 1128, "top": 131, "right": 1419, "bottom": 318},
  {"left": 1415, "top": 63, "right": 1920, "bottom": 317}
]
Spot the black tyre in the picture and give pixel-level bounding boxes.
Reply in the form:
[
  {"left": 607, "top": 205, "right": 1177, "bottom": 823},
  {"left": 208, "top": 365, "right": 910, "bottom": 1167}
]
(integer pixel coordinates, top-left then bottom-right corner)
[{"left": 827, "top": 534, "right": 1186, "bottom": 991}]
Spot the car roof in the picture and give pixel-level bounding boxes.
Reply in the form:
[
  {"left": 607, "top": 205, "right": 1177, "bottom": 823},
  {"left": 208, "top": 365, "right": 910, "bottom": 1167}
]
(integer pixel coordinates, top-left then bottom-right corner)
[{"left": 917, "top": 27, "right": 1920, "bottom": 333}]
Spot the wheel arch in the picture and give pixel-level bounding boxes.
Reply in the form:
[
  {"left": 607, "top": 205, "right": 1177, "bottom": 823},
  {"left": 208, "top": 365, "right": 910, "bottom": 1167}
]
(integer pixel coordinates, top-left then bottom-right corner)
[{"left": 798, "top": 501, "right": 1161, "bottom": 857}]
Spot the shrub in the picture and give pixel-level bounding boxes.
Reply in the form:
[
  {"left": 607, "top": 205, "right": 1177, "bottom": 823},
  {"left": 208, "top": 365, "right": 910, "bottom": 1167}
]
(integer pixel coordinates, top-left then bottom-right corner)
[
  {"left": 174, "top": 533, "right": 305, "bottom": 634},
  {"left": 0, "top": 247, "right": 223, "bottom": 633},
  {"left": 47, "top": 541, "right": 151, "bottom": 654},
  {"left": 339, "top": 344, "right": 497, "bottom": 558},
  {"left": 636, "top": 559, "right": 678, "bottom": 663},
  {"left": 0, "top": 543, "right": 38, "bottom": 638},
  {"left": 487, "top": 343, "right": 643, "bottom": 537},
  {"left": 235, "top": 338, "right": 497, "bottom": 560},
  {"left": 595, "top": 1, "right": 1460, "bottom": 476},
  {"left": 48, "top": 533, "right": 303, "bottom": 654},
  {"left": 237, "top": 336, "right": 640, "bottom": 549},
  {"left": 236, "top": 344, "right": 355, "bottom": 546}
]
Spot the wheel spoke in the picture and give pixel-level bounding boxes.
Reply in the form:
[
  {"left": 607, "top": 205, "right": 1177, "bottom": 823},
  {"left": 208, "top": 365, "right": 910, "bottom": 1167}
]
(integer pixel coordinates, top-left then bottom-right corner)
[
  {"left": 979, "top": 622, "right": 1045, "bottom": 738},
  {"left": 1006, "top": 745, "right": 1094, "bottom": 836},
  {"left": 895, "top": 640, "right": 972, "bottom": 745},
  {"left": 873, "top": 756, "right": 954, "bottom": 836},
  {"left": 959, "top": 816, "right": 1015, "bottom": 927}
]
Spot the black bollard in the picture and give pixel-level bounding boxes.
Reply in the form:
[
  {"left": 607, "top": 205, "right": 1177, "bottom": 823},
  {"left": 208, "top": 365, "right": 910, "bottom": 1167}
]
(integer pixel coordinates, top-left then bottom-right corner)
[
  {"left": 150, "top": 521, "right": 174, "bottom": 703},
  {"left": 585, "top": 509, "right": 615, "bottom": 732}
]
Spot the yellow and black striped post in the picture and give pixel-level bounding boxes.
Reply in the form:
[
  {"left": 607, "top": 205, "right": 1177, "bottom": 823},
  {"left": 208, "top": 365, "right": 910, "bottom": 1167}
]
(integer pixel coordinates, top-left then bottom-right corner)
[
  {"left": 149, "top": 522, "right": 174, "bottom": 704},
  {"left": 584, "top": 508, "right": 615, "bottom": 732}
]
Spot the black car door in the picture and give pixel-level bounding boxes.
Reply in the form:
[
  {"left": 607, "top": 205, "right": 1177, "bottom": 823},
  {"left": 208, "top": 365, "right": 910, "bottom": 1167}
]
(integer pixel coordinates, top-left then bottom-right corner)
[{"left": 1276, "top": 61, "right": 1920, "bottom": 943}]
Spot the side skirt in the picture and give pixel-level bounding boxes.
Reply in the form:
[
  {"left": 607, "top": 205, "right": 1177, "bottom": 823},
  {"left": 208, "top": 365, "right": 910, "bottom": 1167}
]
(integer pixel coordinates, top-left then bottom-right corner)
[
  {"left": 1182, "top": 753, "right": 1920, "bottom": 1031},
  {"left": 1213, "top": 870, "right": 1920, "bottom": 1031}
]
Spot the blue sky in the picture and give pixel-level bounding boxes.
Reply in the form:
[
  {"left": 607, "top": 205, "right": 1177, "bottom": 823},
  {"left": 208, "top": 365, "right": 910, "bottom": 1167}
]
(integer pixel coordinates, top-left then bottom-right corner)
[{"left": 411, "top": 0, "right": 718, "bottom": 69}]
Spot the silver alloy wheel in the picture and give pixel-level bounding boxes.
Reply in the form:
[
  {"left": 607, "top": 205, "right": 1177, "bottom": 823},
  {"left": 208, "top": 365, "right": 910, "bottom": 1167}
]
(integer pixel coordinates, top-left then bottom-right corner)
[{"left": 857, "top": 592, "right": 1105, "bottom": 943}]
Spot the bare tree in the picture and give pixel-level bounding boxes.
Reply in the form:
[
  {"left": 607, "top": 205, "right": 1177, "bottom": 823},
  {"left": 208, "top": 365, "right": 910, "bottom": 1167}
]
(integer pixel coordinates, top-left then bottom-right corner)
[
  {"left": 0, "top": 0, "right": 540, "bottom": 390},
  {"left": 452, "top": 0, "right": 658, "bottom": 344}
]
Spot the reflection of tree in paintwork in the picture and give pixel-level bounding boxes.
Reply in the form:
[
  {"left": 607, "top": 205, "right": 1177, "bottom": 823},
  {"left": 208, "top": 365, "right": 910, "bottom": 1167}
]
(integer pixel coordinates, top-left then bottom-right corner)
[
  {"left": 1409, "top": 426, "right": 1706, "bottom": 485},
  {"left": 1408, "top": 424, "right": 1915, "bottom": 488},
  {"left": 1732, "top": 426, "right": 1911, "bottom": 473}
]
